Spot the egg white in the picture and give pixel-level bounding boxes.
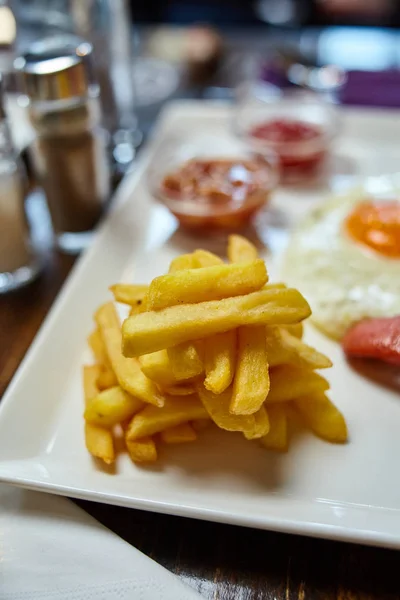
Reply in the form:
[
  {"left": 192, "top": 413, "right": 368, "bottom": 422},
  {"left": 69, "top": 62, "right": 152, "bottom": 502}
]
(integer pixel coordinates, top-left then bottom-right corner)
[{"left": 282, "top": 189, "right": 400, "bottom": 340}]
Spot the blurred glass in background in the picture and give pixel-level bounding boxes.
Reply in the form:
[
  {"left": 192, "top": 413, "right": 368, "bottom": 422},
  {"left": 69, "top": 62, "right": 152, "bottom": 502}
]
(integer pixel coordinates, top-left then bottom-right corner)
[{"left": 13, "top": 0, "right": 139, "bottom": 172}]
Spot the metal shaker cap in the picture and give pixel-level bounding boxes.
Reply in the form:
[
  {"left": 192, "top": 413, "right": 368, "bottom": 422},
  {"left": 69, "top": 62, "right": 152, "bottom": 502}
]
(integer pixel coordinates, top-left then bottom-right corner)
[{"left": 14, "top": 35, "right": 96, "bottom": 103}]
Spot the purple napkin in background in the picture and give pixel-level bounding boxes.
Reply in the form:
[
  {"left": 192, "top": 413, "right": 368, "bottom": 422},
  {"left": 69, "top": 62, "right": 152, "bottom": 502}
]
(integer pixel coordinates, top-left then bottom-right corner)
[
  {"left": 339, "top": 70, "right": 400, "bottom": 107},
  {"left": 261, "top": 64, "right": 400, "bottom": 108}
]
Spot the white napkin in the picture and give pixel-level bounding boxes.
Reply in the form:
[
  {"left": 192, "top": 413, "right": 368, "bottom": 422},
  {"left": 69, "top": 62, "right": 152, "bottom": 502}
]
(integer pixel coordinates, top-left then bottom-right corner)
[{"left": 0, "top": 484, "right": 203, "bottom": 600}]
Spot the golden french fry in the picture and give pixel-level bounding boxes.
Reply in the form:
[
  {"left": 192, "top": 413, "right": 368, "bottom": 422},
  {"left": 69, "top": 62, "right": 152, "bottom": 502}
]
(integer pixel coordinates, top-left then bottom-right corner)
[
  {"left": 293, "top": 393, "right": 348, "bottom": 443},
  {"left": 97, "top": 365, "right": 118, "bottom": 390},
  {"left": 161, "top": 383, "right": 196, "bottom": 396},
  {"left": 280, "top": 329, "right": 332, "bottom": 369},
  {"left": 204, "top": 330, "right": 236, "bottom": 394},
  {"left": 244, "top": 406, "right": 270, "bottom": 440},
  {"left": 260, "top": 405, "right": 288, "bottom": 451},
  {"left": 193, "top": 249, "right": 223, "bottom": 267},
  {"left": 139, "top": 346, "right": 201, "bottom": 387},
  {"left": 160, "top": 423, "right": 197, "bottom": 444},
  {"left": 192, "top": 418, "right": 211, "bottom": 432},
  {"left": 126, "top": 396, "right": 208, "bottom": 440},
  {"left": 147, "top": 260, "right": 268, "bottom": 311},
  {"left": 84, "top": 423, "right": 115, "bottom": 464},
  {"left": 88, "top": 329, "right": 118, "bottom": 389},
  {"left": 227, "top": 234, "right": 259, "bottom": 263},
  {"left": 109, "top": 284, "right": 148, "bottom": 307},
  {"left": 197, "top": 384, "right": 256, "bottom": 433},
  {"left": 129, "top": 302, "right": 147, "bottom": 316},
  {"left": 266, "top": 366, "right": 330, "bottom": 404},
  {"left": 88, "top": 329, "right": 108, "bottom": 364},
  {"left": 96, "top": 302, "right": 165, "bottom": 407},
  {"left": 84, "top": 386, "right": 144, "bottom": 427},
  {"left": 126, "top": 435, "right": 157, "bottom": 462},
  {"left": 139, "top": 350, "right": 176, "bottom": 386},
  {"left": 167, "top": 341, "right": 203, "bottom": 380},
  {"left": 265, "top": 326, "right": 294, "bottom": 368},
  {"left": 83, "top": 364, "right": 102, "bottom": 402},
  {"left": 122, "top": 288, "right": 311, "bottom": 357},
  {"left": 169, "top": 253, "right": 198, "bottom": 272},
  {"left": 230, "top": 326, "right": 270, "bottom": 415},
  {"left": 83, "top": 365, "right": 116, "bottom": 464},
  {"left": 284, "top": 323, "right": 303, "bottom": 339}
]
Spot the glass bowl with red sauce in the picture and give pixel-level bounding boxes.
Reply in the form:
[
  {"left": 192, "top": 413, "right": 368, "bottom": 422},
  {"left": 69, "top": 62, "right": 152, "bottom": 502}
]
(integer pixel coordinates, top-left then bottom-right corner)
[
  {"left": 148, "top": 135, "right": 278, "bottom": 231},
  {"left": 234, "top": 84, "right": 339, "bottom": 183}
]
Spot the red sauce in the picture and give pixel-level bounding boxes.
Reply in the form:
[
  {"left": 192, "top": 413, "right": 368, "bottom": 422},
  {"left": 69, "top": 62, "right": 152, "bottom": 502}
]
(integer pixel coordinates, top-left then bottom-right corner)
[
  {"left": 249, "top": 119, "right": 326, "bottom": 178},
  {"left": 345, "top": 200, "right": 400, "bottom": 258},
  {"left": 161, "top": 157, "right": 274, "bottom": 230}
]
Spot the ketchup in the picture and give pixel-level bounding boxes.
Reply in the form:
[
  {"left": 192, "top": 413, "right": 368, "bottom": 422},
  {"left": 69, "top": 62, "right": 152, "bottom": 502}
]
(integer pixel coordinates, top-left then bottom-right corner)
[
  {"left": 160, "top": 157, "right": 275, "bottom": 230},
  {"left": 249, "top": 119, "right": 326, "bottom": 178}
]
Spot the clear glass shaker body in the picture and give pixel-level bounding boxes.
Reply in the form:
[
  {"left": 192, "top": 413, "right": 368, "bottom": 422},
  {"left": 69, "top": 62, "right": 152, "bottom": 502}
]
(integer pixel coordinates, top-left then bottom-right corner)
[
  {"left": 28, "top": 96, "right": 110, "bottom": 254},
  {"left": 0, "top": 119, "right": 40, "bottom": 293}
]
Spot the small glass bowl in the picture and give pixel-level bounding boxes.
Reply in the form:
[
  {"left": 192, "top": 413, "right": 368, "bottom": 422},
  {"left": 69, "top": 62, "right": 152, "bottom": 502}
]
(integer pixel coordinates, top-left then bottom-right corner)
[
  {"left": 147, "top": 133, "right": 278, "bottom": 231},
  {"left": 234, "top": 83, "right": 339, "bottom": 183}
]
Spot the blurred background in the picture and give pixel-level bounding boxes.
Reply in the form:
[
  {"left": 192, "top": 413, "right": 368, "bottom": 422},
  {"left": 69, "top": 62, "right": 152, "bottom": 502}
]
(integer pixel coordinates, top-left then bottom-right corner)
[{"left": 1, "top": 0, "right": 400, "bottom": 290}]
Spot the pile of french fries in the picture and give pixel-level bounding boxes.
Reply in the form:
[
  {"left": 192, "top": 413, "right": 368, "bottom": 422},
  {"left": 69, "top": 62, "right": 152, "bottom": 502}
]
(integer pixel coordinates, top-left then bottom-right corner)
[{"left": 83, "top": 235, "right": 347, "bottom": 466}]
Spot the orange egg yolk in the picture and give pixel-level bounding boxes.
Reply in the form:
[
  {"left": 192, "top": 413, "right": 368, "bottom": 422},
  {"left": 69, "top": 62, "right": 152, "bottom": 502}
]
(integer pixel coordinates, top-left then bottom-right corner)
[{"left": 345, "top": 200, "right": 400, "bottom": 258}]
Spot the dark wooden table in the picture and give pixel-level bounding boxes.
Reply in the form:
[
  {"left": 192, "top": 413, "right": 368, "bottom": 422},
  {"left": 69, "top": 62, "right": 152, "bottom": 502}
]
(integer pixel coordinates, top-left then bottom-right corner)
[{"left": 1, "top": 223, "right": 400, "bottom": 600}]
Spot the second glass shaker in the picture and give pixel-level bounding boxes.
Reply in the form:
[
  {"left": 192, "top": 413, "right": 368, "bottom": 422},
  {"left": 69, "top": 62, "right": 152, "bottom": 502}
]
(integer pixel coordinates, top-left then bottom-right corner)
[{"left": 15, "top": 37, "right": 111, "bottom": 254}]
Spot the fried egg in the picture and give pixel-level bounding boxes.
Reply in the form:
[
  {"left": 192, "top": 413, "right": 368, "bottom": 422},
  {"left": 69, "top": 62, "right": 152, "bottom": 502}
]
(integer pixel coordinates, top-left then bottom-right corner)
[{"left": 282, "top": 184, "right": 400, "bottom": 340}]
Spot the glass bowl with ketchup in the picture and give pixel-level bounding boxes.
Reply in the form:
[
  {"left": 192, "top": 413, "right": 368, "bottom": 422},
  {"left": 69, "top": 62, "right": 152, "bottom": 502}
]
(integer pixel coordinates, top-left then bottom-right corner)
[
  {"left": 234, "top": 84, "right": 339, "bottom": 183},
  {"left": 148, "top": 133, "right": 278, "bottom": 231}
]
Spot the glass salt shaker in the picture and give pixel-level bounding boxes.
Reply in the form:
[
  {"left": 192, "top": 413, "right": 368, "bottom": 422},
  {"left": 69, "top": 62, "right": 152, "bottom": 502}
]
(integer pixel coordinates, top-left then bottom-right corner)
[
  {"left": 0, "top": 76, "right": 40, "bottom": 293},
  {"left": 14, "top": 37, "right": 111, "bottom": 254}
]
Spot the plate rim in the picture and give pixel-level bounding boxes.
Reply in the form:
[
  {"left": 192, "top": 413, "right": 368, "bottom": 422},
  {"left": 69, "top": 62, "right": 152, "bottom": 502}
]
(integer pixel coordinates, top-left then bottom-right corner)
[{"left": 1, "top": 101, "right": 400, "bottom": 550}]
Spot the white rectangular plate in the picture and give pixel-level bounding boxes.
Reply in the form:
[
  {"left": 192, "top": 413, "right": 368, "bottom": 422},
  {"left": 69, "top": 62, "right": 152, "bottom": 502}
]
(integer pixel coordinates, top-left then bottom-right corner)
[{"left": 1, "top": 102, "right": 400, "bottom": 549}]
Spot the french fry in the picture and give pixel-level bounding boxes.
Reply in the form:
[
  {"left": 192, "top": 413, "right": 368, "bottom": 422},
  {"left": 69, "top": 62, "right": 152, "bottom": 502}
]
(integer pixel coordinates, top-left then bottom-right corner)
[
  {"left": 227, "top": 234, "right": 259, "bottom": 263},
  {"left": 284, "top": 323, "right": 303, "bottom": 339},
  {"left": 169, "top": 253, "right": 198, "bottom": 272},
  {"left": 109, "top": 284, "right": 148, "bottom": 307},
  {"left": 204, "top": 330, "right": 236, "bottom": 394},
  {"left": 139, "top": 349, "right": 200, "bottom": 388},
  {"left": 122, "top": 288, "right": 311, "bottom": 357},
  {"left": 88, "top": 329, "right": 108, "bottom": 364},
  {"left": 96, "top": 367, "right": 119, "bottom": 390},
  {"left": 83, "top": 365, "right": 115, "bottom": 464},
  {"left": 167, "top": 341, "right": 203, "bottom": 380},
  {"left": 88, "top": 329, "right": 118, "bottom": 389},
  {"left": 193, "top": 249, "right": 223, "bottom": 267},
  {"left": 197, "top": 384, "right": 255, "bottom": 433},
  {"left": 293, "top": 393, "right": 348, "bottom": 443},
  {"left": 279, "top": 329, "right": 332, "bottom": 370},
  {"left": 139, "top": 350, "right": 174, "bottom": 386},
  {"left": 260, "top": 405, "right": 288, "bottom": 451},
  {"left": 129, "top": 302, "right": 147, "bottom": 316},
  {"left": 230, "top": 326, "right": 270, "bottom": 415},
  {"left": 266, "top": 366, "right": 330, "bottom": 404},
  {"left": 83, "top": 364, "right": 102, "bottom": 401},
  {"left": 265, "top": 326, "right": 294, "bottom": 368},
  {"left": 126, "top": 396, "right": 208, "bottom": 440},
  {"left": 147, "top": 260, "right": 268, "bottom": 310},
  {"left": 96, "top": 302, "right": 165, "bottom": 407},
  {"left": 84, "top": 386, "right": 144, "bottom": 427},
  {"left": 160, "top": 422, "right": 197, "bottom": 444},
  {"left": 84, "top": 422, "right": 115, "bottom": 464},
  {"left": 125, "top": 435, "right": 157, "bottom": 462},
  {"left": 266, "top": 327, "right": 332, "bottom": 370},
  {"left": 244, "top": 406, "right": 270, "bottom": 439},
  {"left": 83, "top": 236, "right": 348, "bottom": 468},
  {"left": 161, "top": 383, "right": 196, "bottom": 396}
]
